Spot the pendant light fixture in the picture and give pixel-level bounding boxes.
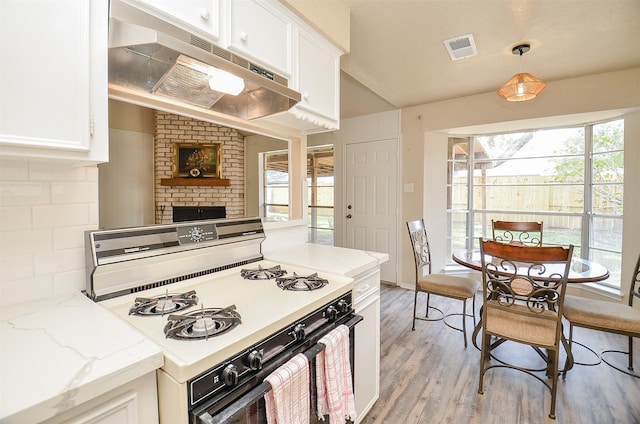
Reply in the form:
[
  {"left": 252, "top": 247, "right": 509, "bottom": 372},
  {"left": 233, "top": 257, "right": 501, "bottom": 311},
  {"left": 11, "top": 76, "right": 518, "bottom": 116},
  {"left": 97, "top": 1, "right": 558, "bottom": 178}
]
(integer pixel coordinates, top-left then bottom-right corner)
[{"left": 497, "top": 44, "right": 546, "bottom": 102}]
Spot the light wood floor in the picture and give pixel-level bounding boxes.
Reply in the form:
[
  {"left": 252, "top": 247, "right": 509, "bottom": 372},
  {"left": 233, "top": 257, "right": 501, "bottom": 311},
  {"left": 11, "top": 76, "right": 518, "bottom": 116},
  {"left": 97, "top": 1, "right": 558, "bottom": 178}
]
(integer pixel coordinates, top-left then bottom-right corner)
[{"left": 360, "top": 283, "right": 640, "bottom": 424}]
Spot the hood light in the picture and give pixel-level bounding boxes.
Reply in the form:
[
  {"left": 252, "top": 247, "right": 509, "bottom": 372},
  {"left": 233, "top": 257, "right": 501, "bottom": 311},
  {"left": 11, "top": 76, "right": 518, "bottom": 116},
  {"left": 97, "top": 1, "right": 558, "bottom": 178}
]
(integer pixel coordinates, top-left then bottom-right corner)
[{"left": 207, "top": 67, "right": 245, "bottom": 95}]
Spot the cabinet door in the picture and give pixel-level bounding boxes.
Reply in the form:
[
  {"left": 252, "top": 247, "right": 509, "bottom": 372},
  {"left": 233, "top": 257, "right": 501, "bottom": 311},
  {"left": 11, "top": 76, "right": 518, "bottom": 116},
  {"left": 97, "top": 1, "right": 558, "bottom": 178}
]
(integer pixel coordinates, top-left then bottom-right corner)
[
  {"left": 228, "top": 0, "right": 291, "bottom": 76},
  {"left": 124, "top": 0, "right": 220, "bottom": 41},
  {"left": 0, "top": 0, "right": 108, "bottom": 163},
  {"left": 354, "top": 289, "right": 381, "bottom": 422},
  {"left": 297, "top": 29, "right": 340, "bottom": 123}
]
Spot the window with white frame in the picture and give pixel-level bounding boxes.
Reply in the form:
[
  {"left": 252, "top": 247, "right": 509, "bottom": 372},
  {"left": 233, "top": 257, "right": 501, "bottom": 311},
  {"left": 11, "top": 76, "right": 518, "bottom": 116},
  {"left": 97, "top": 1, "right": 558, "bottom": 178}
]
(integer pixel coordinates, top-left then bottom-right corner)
[
  {"left": 262, "top": 146, "right": 335, "bottom": 244},
  {"left": 447, "top": 118, "right": 624, "bottom": 289},
  {"left": 263, "top": 150, "right": 289, "bottom": 221},
  {"left": 307, "top": 145, "right": 334, "bottom": 245}
]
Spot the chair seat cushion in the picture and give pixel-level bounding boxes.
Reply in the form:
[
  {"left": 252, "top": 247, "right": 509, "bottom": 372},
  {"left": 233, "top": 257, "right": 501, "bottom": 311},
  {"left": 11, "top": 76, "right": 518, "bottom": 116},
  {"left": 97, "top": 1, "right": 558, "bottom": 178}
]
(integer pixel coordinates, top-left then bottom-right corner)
[
  {"left": 563, "top": 295, "right": 640, "bottom": 335},
  {"left": 417, "top": 274, "right": 480, "bottom": 299},
  {"left": 485, "top": 301, "right": 559, "bottom": 347}
]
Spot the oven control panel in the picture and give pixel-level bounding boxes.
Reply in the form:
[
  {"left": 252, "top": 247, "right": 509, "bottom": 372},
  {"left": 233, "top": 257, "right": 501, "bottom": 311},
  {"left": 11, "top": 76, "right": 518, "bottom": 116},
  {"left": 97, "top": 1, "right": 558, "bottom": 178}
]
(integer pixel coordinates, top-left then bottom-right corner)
[
  {"left": 176, "top": 224, "right": 217, "bottom": 244},
  {"left": 188, "top": 291, "right": 354, "bottom": 411}
]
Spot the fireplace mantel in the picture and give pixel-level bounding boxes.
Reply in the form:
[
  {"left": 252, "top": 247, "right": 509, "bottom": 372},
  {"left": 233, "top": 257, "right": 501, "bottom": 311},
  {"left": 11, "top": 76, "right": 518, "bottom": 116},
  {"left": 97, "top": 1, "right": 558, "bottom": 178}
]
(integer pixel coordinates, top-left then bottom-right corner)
[{"left": 160, "top": 178, "right": 231, "bottom": 187}]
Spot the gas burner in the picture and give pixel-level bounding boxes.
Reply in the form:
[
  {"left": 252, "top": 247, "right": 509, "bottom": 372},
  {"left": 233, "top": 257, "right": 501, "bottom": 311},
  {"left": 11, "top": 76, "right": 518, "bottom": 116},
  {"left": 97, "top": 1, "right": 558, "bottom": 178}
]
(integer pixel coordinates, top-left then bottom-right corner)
[
  {"left": 240, "top": 264, "right": 288, "bottom": 280},
  {"left": 129, "top": 290, "right": 198, "bottom": 316},
  {"left": 164, "top": 305, "right": 242, "bottom": 340},
  {"left": 276, "top": 273, "right": 329, "bottom": 291}
]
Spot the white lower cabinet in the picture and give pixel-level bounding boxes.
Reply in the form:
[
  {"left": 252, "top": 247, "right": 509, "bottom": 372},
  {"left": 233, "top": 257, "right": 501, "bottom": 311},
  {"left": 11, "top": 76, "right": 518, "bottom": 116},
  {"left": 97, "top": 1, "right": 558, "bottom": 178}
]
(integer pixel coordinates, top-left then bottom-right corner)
[
  {"left": 43, "top": 373, "right": 159, "bottom": 424},
  {"left": 353, "top": 269, "right": 381, "bottom": 423}
]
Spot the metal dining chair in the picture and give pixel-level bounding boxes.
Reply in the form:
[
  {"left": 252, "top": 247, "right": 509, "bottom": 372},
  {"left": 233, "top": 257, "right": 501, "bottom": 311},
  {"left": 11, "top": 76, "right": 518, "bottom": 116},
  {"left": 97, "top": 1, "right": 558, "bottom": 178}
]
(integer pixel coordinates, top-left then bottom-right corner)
[
  {"left": 477, "top": 239, "right": 573, "bottom": 420},
  {"left": 492, "top": 220, "right": 543, "bottom": 246},
  {"left": 406, "top": 219, "right": 480, "bottom": 347},
  {"left": 563, "top": 253, "right": 640, "bottom": 378}
]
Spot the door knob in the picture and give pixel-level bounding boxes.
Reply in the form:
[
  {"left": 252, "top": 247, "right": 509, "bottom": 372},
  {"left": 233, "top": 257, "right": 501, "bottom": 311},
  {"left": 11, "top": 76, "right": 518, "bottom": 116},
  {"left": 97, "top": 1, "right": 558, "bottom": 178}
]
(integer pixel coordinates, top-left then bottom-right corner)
[{"left": 346, "top": 214, "right": 352, "bottom": 219}]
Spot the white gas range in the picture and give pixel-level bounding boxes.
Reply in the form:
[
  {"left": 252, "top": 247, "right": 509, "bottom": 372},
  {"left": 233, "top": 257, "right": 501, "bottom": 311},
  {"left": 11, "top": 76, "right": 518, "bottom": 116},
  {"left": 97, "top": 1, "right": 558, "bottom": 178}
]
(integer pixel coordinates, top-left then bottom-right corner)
[{"left": 85, "top": 218, "right": 357, "bottom": 424}]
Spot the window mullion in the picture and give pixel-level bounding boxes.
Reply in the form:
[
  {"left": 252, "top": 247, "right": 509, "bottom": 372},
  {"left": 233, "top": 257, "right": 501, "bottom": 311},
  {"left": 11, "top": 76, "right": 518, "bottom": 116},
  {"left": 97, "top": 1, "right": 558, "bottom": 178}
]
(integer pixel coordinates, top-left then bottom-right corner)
[
  {"left": 583, "top": 124, "right": 594, "bottom": 259},
  {"left": 468, "top": 137, "right": 475, "bottom": 249}
]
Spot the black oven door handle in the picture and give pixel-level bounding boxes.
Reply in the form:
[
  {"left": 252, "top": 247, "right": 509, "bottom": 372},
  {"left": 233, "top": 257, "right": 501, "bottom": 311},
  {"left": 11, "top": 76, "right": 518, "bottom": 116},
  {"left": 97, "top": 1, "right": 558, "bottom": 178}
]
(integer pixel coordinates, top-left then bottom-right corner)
[
  {"left": 195, "top": 314, "right": 363, "bottom": 424},
  {"left": 197, "top": 381, "right": 273, "bottom": 424}
]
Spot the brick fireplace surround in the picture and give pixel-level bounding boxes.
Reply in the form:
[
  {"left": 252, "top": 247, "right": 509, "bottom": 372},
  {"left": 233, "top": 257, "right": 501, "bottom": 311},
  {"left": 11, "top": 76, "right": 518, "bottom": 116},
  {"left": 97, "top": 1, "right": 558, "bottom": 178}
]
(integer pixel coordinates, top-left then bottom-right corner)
[{"left": 154, "top": 111, "right": 245, "bottom": 224}]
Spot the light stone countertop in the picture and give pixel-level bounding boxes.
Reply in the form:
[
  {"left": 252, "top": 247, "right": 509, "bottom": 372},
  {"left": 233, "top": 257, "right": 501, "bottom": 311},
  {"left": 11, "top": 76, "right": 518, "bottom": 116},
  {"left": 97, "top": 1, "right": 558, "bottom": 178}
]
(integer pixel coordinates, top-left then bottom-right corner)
[
  {"left": 265, "top": 243, "right": 389, "bottom": 277},
  {"left": 0, "top": 292, "right": 163, "bottom": 423}
]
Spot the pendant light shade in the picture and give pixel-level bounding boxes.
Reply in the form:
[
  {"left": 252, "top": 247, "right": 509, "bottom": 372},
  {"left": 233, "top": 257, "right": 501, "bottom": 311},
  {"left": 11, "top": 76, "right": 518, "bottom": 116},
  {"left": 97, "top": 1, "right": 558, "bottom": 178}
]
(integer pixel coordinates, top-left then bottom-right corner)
[
  {"left": 497, "top": 44, "right": 546, "bottom": 102},
  {"left": 497, "top": 72, "right": 546, "bottom": 101}
]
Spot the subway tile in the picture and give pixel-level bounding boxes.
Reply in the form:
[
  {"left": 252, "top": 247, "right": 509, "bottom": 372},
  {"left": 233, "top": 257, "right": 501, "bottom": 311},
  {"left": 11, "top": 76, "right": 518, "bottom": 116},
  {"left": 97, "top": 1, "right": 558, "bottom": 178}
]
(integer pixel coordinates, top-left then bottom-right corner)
[
  {"left": 53, "top": 226, "right": 96, "bottom": 250},
  {"left": 0, "top": 254, "right": 34, "bottom": 283},
  {"left": 28, "top": 162, "right": 87, "bottom": 181},
  {"left": 0, "top": 158, "right": 30, "bottom": 180},
  {"left": 34, "top": 247, "right": 85, "bottom": 276},
  {"left": 51, "top": 181, "right": 99, "bottom": 204},
  {"left": 33, "top": 204, "right": 91, "bottom": 228},
  {"left": 0, "top": 275, "right": 54, "bottom": 307},
  {"left": 0, "top": 181, "right": 50, "bottom": 206},
  {"left": 0, "top": 229, "right": 53, "bottom": 255},
  {"left": 0, "top": 207, "right": 31, "bottom": 231},
  {"left": 53, "top": 268, "right": 86, "bottom": 296}
]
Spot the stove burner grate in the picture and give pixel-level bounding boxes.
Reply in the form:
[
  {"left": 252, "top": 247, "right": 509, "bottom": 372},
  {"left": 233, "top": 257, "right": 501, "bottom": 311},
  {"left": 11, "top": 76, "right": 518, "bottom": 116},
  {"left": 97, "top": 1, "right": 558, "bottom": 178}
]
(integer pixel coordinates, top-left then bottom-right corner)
[
  {"left": 240, "top": 264, "right": 288, "bottom": 280},
  {"left": 276, "top": 272, "right": 329, "bottom": 291},
  {"left": 164, "top": 304, "right": 242, "bottom": 340},
  {"left": 129, "top": 290, "right": 198, "bottom": 316}
]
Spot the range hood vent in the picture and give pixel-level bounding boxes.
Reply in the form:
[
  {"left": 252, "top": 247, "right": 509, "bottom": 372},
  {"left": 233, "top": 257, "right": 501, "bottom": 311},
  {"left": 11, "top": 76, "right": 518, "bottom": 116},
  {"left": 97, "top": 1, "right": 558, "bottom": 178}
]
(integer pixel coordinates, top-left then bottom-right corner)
[{"left": 108, "top": 19, "right": 300, "bottom": 121}]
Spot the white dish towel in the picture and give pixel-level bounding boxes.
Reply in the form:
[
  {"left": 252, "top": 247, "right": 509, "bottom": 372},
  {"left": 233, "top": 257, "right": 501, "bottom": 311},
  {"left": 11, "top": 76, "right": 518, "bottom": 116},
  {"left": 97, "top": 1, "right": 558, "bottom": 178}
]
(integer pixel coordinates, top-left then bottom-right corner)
[
  {"left": 316, "top": 325, "right": 356, "bottom": 423},
  {"left": 264, "top": 353, "right": 310, "bottom": 424}
]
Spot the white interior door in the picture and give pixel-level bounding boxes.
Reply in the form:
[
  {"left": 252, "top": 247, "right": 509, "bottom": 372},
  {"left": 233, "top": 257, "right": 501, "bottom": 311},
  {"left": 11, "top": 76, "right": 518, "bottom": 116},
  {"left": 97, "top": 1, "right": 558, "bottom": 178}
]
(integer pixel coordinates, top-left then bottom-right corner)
[{"left": 345, "top": 139, "right": 398, "bottom": 283}]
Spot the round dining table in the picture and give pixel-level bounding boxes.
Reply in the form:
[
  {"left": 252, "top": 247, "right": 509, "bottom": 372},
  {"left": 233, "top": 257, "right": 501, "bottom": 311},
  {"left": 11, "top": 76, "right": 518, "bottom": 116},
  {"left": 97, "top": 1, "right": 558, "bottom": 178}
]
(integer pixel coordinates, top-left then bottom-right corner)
[
  {"left": 452, "top": 248, "right": 610, "bottom": 283},
  {"left": 454, "top": 247, "right": 610, "bottom": 375}
]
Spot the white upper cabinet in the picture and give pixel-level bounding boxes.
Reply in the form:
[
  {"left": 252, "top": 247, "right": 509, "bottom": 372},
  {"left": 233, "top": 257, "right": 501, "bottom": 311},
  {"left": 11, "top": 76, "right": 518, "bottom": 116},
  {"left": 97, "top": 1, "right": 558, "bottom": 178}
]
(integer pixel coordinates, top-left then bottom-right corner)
[
  {"left": 292, "top": 27, "right": 341, "bottom": 133},
  {"left": 116, "top": 0, "right": 221, "bottom": 42},
  {"left": 264, "top": 26, "right": 342, "bottom": 134},
  {"left": 297, "top": 29, "right": 340, "bottom": 124},
  {"left": 0, "top": 0, "right": 108, "bottom": 164},
  {"left": 227, "top": 0, "right": 292, "bottom": 77}
]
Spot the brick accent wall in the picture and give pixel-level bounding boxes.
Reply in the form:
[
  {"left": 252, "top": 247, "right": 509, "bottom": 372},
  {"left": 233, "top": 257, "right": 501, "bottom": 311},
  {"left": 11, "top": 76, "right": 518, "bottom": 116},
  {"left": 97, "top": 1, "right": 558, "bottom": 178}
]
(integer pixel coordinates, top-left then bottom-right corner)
[{"left": 154, "top": 111, "right": 245, "bottom": 223}]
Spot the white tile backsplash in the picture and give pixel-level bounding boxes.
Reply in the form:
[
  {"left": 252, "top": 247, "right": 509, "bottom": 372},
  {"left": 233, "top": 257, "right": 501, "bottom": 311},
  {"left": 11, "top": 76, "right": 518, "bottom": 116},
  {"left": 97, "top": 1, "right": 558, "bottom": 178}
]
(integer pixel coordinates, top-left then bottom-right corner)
[
  {"left": 0, "top": 229, "right": 53, "bottom": 255},
  {"left": 0, "top": 255, "right": 34, "bottom": 283},
  {"left": 0, "top": 159, "right": 98, "bottom": 307},
  {"left": 0, "top": 207, "right": 31, "bottom": 231},
  {"left": 51, "top": 181, "right": 99, "bottom": 204},
  {"left": 0, "top": 181, "right": 51, "bottom": 206},
  {"left": 32, "top": 204, "right": 92, "bottom": 228}
]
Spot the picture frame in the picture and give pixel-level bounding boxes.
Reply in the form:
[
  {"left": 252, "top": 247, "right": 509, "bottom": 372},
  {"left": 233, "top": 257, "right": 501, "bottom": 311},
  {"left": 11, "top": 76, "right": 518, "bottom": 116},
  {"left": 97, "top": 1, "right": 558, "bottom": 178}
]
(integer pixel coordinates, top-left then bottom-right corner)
[{"left": 174, "top": 143, "right": 222, "bottom": 178}]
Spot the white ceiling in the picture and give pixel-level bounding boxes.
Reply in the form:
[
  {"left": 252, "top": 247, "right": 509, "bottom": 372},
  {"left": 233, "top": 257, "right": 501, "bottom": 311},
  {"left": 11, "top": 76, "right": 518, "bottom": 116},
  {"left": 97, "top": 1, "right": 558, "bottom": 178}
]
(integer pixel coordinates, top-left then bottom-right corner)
[{"left": 338, "top": 0, "right": 640, "bottom": 119}]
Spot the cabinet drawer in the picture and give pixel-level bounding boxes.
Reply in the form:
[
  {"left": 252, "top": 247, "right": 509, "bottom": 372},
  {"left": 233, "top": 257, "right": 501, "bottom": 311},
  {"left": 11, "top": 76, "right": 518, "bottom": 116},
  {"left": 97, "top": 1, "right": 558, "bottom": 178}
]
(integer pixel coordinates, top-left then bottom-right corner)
[{"left": 353, "top": 269, "right": 380, "bottom": 303}]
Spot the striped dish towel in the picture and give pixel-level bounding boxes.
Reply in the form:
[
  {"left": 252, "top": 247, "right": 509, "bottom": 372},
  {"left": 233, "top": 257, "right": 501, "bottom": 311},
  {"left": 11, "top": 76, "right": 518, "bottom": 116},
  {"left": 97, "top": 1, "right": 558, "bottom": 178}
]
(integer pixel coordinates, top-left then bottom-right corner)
[
  {"left": 264, "top": 353, "right": 310, "bottom": 424},
  {"left": 316, "top": 325, "right": 356, "bottom": 423}
]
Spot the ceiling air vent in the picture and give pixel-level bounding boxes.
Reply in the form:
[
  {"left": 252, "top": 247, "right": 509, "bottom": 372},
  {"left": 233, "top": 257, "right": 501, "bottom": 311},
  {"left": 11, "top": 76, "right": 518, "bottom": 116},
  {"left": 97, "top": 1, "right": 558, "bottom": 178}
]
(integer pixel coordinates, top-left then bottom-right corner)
[{"left": 443, "top": 33, "right": 478, "bottom": 61}]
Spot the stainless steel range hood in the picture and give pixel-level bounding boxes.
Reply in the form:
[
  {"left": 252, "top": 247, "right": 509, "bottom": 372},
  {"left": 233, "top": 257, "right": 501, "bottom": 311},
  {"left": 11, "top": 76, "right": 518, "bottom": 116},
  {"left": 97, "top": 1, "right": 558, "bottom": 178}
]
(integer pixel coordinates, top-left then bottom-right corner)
[{"left": 108, "top": 19, "right": 300, "bottom": 121}]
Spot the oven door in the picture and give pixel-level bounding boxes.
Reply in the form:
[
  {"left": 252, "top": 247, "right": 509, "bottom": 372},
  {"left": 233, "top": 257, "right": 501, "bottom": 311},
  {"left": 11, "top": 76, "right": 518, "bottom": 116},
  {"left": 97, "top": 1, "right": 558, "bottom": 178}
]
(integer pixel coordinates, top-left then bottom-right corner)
[{"left": 192, "top": 314, "right": 362, "bottom": 424}]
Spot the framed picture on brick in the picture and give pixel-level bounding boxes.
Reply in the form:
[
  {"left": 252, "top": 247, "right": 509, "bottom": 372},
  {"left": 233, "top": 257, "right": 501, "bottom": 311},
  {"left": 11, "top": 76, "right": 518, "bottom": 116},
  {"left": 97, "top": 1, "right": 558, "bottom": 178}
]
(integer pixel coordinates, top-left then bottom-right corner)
[{"left": 174, "top": 143, "right": 222, "bottom": 178}]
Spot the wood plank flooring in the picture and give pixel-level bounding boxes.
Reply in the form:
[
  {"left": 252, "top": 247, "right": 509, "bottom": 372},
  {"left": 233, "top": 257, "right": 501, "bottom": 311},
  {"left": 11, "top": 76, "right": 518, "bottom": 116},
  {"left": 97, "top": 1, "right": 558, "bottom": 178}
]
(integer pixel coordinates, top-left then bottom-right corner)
[{"left": 360, "top": 283, "right": 640, "bottom": 424}]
